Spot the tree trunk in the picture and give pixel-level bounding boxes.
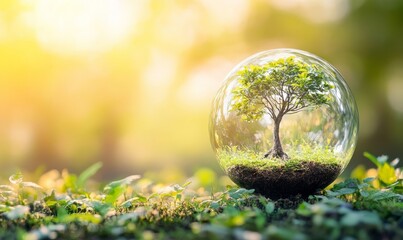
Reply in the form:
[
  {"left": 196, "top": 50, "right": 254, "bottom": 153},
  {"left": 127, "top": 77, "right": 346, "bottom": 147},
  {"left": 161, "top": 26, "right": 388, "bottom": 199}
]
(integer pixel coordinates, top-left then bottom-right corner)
[{"left": 264, "top": 116, "right": 289, "bottom": 160}]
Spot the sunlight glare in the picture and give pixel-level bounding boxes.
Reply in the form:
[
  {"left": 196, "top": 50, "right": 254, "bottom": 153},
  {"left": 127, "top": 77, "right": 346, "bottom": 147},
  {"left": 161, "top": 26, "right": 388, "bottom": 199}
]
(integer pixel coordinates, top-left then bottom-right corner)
[{"left": 31, "top": 0, "right": 147, "bottom": 55}]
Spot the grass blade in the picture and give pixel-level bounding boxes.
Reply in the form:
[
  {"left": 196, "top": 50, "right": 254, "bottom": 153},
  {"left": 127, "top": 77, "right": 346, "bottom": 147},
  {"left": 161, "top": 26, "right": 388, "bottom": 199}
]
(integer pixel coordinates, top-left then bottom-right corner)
[
  {"left": 77, "top": 162, "right": 103, "bottom": 188},
  {"left": 363, "top": 152, "right": 381, "bottom": 167}
]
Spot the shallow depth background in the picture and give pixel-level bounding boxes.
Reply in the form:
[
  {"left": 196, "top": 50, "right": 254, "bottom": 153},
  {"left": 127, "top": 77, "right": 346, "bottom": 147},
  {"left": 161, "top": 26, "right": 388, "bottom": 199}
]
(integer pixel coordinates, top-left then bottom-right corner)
[{"left": 0, "top": 0, "right": 402, "bottom": 180}]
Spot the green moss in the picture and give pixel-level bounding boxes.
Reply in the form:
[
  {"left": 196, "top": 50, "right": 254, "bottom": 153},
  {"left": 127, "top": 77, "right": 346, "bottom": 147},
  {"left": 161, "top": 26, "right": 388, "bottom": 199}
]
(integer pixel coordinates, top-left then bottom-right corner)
[{"left": 217, "top": 146, "right": 341, "bottom": 171}]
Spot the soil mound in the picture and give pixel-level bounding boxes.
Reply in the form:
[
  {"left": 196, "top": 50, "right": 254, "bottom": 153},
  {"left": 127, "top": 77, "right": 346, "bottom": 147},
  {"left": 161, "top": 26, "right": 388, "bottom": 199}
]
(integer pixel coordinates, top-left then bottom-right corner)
[{"left": 227, "top": 161, "right": 341, "bottom": 199}]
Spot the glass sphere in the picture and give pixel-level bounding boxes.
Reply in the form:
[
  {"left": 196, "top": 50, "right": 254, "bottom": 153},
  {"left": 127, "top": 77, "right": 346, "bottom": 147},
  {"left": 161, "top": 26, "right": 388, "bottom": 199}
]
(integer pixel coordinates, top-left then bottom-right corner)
[{"left": 209, "top": 49, "right": 358, "bottom": 199}]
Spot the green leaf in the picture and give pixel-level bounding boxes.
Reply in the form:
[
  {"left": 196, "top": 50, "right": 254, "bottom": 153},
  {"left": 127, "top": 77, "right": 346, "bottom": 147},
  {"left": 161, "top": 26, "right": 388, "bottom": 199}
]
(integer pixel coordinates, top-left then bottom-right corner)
[
  {"left": 392, "top": 182, "right": 403, "bottom": 194},
  {"left": 92, "top": 201, "right": 112, "bottom": 217},
  {"left": 364, "top": 190, "right": 401, "bottom": 201},
  {"left": 0, "top": 205, "right": 11, "bottom": 212},
  {"left": 210, "top": 201, "right": 220, "bottom": 210},
  {"left": 378, "top": 163, "right": 397, "bottom": 185},
  {"left": 327, "top": 188, "right": 357, "bottom": 197},
  {"left": 296, "top": 202, "right": 312, "bottom": 217},
  {"left": 331, "top": 178, "right": 359, "bottom": 191},
  {"left": 387, "top": 179, "right": 402, "bottom": 189},
  {"left": 77, "top": 162, "right": 103, "bottom": 188},
  {"left": 364, "top": 152, "right": 381, "bottom": 167},
  {"left": 265, "top": 202, "right": 275, "bottom": 214},
  {"left": 227, "top": 188, "right": 254, "bottom": 199},
  {"left": 341, "top": 211, "right": 382, "bottom": 228},
  {"left": 44, "top": 190, "right": 58, "bottom": 207},
  {"left": 104, "top": 185, "right": 126, "bottom": 204},
  {"left": 62, "top": 171, "right": 78, "bottom": 191},
  {"left": 120, "top": 197, "right": 140, "bottom": 208},
  {"left": 104, "top": 175, "right": 141, "bottom": 193},
  {"left": 363, "top": 177, "right": 375, "bottom": 183}
]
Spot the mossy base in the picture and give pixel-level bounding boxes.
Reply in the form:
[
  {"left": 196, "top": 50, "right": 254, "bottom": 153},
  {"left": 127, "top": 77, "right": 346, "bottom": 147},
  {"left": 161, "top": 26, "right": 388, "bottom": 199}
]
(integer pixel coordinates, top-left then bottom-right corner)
[{"left": 227, "top": 161, "right": 341, "bottom": 199}]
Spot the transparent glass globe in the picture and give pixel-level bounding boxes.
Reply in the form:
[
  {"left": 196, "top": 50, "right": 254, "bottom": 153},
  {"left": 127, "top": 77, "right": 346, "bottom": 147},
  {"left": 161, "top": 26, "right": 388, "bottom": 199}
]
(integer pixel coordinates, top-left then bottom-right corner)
[{"left": 209, "top": 49, "right": 358, "bottom": 199}]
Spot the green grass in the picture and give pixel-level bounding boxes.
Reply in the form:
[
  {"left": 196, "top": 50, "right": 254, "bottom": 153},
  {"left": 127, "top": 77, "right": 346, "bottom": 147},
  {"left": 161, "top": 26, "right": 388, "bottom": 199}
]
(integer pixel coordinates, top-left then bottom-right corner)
[
  {"left": 0, "top": 153, "right": 402, "bottom": 240},
  {"left": 217, "top": 146, "right": 342, "bottom": 171}
]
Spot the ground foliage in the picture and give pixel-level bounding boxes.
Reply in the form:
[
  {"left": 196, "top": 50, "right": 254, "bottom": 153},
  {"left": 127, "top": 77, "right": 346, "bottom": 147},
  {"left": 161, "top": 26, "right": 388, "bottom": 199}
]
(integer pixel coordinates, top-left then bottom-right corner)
[{"left": 0, "top": 153, "right": 402, "bottom": 240}]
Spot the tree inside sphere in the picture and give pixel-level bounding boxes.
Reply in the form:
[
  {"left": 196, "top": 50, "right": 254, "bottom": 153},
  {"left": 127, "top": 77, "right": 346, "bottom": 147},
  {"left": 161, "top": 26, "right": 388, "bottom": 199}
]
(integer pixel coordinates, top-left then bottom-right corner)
[{"left": 209, "top": 49, "right": 358, "bottom": 199}]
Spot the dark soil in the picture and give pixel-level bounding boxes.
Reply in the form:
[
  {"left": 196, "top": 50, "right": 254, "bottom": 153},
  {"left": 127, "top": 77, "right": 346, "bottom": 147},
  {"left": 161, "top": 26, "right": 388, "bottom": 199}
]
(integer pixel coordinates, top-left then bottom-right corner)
[{"left": 227, "top": 161, "right": 342, "bottom": 199}]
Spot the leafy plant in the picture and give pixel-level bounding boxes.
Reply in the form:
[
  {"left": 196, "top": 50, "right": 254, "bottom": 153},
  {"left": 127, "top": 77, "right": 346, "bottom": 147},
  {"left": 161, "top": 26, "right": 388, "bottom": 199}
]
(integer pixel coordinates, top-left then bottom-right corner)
[
  {"left": 0, "top": 153, "right": 402, "bottom": 239},
  {"left": 363, "top": 152, "right": 402, "bottom": 189}
]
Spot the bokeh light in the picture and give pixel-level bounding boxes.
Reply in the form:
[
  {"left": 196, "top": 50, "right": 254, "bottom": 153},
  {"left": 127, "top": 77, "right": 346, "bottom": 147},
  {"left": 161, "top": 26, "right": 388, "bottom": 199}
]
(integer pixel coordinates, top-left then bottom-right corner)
[
  {"left": 0, "top": 0, "right": 402, "bottom": 179},
  {"left": 31, "top": 0, "right": 146, "bottom": 55}
]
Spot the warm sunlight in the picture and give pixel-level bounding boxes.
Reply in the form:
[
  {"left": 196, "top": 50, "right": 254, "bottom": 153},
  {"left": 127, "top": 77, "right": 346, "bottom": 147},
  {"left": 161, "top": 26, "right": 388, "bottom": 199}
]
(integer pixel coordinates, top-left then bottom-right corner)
[
  {"left": 30, "top": 0, "right": 146, "bottom": 55},
  {"left": 0, "top": 0, "right": 401, "bottom": 181},
  {"left": 0, "top": 1, "right": 402, "bottom": 238}
]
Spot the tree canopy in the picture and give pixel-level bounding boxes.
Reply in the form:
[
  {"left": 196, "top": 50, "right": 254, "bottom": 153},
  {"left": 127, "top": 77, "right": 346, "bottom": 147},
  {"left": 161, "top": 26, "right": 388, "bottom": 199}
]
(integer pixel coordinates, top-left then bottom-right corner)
[{"left": 231, "top": 56, "right": 333, "bottom": 122}]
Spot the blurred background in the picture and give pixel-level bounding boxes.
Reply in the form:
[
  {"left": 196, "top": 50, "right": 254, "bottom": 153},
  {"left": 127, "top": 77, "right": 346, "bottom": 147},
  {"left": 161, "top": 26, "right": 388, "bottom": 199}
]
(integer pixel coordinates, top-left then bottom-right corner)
[{"left": 0, "top": 0, "right": 402, "bottom": 181}]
